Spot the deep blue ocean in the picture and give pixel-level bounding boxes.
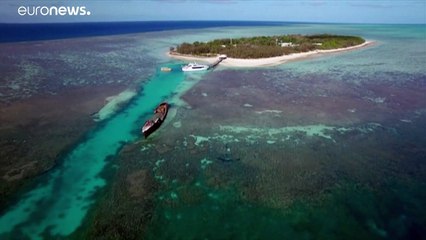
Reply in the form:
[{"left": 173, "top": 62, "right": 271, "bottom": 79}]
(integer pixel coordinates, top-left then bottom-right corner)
[{"left": 0, "top": 21, "right": 287, "bottom": 42}]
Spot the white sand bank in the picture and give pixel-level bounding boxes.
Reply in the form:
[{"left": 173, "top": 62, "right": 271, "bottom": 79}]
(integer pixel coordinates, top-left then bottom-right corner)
[{"left": 93, "top": 89, "right": 137, "bottom": 121}]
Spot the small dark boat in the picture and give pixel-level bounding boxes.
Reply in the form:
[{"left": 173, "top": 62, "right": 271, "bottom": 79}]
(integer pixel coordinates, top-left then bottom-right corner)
[{"left": 141, "top": 102, "right": 169, "bottom": 138}]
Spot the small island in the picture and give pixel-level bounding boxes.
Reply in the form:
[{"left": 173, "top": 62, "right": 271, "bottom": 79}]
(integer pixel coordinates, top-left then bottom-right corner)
[{"left": 169, "top": 34, "right": 373, "bottom": 67}]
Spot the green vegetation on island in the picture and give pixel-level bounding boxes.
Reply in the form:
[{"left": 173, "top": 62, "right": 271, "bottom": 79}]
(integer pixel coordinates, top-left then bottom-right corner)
[{"left": 173, "top": 34, "right": 366, "bottom": 59}]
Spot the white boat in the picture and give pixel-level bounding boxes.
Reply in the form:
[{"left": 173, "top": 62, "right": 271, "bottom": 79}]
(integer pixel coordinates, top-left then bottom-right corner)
[
  {"left": 181, "top": 62, "right": 209, "bottom": 72},
  {"left": 218, "top": 54, "right": 227, "bottom": 60}
]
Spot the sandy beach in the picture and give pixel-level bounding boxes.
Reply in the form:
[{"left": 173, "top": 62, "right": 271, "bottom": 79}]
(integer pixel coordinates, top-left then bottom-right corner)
[{"left": 168, "top": 41, "right": 375, "bottom": 67}]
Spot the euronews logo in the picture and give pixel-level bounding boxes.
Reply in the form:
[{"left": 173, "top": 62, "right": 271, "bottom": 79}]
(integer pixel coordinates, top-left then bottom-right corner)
[{"left": 18, "top": 5, "right": 91, "bottom": 16}]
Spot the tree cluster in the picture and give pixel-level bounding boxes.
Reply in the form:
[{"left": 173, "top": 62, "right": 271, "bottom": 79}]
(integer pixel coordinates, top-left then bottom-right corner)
[{"left": 174, "top": 34, "right": 365, "bottom": 59}]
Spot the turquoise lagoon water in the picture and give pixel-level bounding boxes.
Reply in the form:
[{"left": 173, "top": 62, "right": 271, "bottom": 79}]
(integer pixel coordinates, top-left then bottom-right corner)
[
  {"left": 0, "top": 23, "right": 425, "bottom": 239},
  {"left": 0, "top": 65, "right": 185, "bottom": 239}
]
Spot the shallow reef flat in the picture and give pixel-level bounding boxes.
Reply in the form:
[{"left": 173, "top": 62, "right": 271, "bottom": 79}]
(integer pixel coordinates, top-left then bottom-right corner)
[
  {"left": 88, "top": 106, "right": 426, "bottom": 239},
  {"left": 0, "top": 35, "right": 155, "bottom": 103},
  {"left": 0, "top": 34, "right": 157, "bottom": 207},
  {"left": 86, "top": 65, "right": 426, "bottom": 239},
  {"left": 181, "top": 69, "right": 426, "bottom": 127},
  {"left": 2, "top": 24, "right": 426, "bottom": 239}
]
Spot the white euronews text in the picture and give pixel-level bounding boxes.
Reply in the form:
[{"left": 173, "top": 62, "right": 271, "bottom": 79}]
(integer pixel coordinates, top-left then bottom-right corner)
[{"left": 17, "top": 6, "right": 91, "bottom": 16}]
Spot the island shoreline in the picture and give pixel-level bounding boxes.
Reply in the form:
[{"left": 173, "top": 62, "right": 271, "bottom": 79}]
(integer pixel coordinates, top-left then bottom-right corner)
[{"left": 168, "top": 40, "right": 375, "bottom": 67}]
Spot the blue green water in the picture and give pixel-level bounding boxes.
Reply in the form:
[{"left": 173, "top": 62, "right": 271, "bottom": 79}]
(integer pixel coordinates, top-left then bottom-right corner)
[
  {"left": 0, "top": 23, "right": 425, "bottom": 239},
  {"left": 0, "top": 65, "right": 184, "bottom": 239},
  {"left": 140, "top": 23, "right": 426, "bottom": 239}
]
